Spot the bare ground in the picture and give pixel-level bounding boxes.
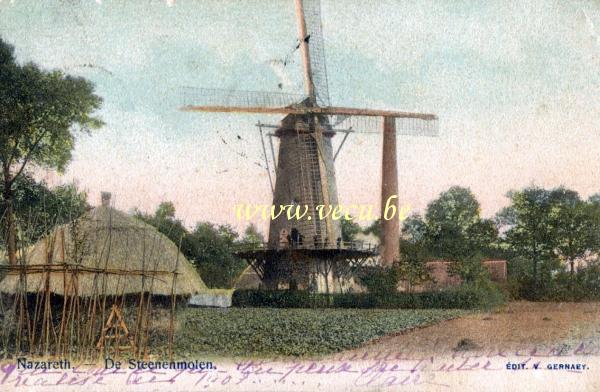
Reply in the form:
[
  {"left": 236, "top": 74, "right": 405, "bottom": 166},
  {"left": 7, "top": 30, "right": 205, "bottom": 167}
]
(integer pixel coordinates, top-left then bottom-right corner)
[{"left": 337, "top": 301, "right": 600, "bottom": 357}]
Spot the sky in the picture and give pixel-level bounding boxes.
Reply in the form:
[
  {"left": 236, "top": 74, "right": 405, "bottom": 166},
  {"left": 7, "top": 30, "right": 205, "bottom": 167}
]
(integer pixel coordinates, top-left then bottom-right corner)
[{"left": 0, "top": 0, "right": 598, "bottom": 234}]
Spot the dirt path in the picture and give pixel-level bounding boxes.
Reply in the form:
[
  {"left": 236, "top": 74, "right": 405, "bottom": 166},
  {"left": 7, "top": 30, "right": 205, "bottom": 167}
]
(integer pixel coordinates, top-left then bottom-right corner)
[{"left": 339, "top": 302, "right": 600, "bottom": 356}]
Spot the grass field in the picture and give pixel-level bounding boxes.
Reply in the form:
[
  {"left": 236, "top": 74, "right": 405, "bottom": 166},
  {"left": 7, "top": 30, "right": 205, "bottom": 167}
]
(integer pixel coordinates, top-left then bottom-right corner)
[{"left": 168, "top": 307, "right": 467, "bottom": 358}]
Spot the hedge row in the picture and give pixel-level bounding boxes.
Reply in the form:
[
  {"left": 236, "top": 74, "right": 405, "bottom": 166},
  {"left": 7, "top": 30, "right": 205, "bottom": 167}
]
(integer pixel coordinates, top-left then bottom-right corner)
[{"left": 232, "top": 284, "right": 505, "bottom": 310}]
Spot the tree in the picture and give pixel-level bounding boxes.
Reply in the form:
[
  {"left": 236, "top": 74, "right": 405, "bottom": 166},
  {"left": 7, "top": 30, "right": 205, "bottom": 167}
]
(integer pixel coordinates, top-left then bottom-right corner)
[
  {"left": 362, "top": 218, "right": 382, "bottom": 242},
  {"left": 465, "top": 218, "right": 499, "bottom": 257},
  {"left": 401, "top": 214, "right": 428, "bottom": 243},
  {"left": 134, "top": 203, "right": 248, "bottom": 288},
  {"left": 240, "top": 223, "right": 265, "bottom": 246},
  {"left": 497, "top": 187, "right": 559, "bottom": 297},
  {"left": 398, "top": 239, "right": 430, "bottom": 292},
  {"left": 424, "top": 186, "right": 498, "bottom": 261},
  {"left": 0, "top": 38, "right": 103, "bottom": 264},
  {"left": 548, "top": 188, "right": 595, "bottom": 275},
  {"left": 587, "top": 194, "right": 600, "bottom": 253},
  {"left": 340, "top": 216, "right": 361, "bottom": 242},
  {"left": 356, "top": 263, "right": 402, "bottom": 296},
  {"left": 498, "top": 186, "right": 600, "bottom": 299},
  {"left": 133, "top": 201, "right": 193, "bottom": 257},
  {"left": 589, "top": 194, "right": 600, "bottom": 205},
  {"left": 189, "top": 222, "right": 246, "bottom": 288},
  {"left": 398, "top": 215, "right": 430, "bottom": 291},
  {"left": 451, "top": 252, "right": 491, "bottom": 284},
  {"left": 0, "top": 175, "right": 88, "bottom": 247},
  {"left": 154, "top": 201, "right": 176, "bottom": 221},
  {"left": 425, "top": 187, "right": 480, "bottom": 234}
]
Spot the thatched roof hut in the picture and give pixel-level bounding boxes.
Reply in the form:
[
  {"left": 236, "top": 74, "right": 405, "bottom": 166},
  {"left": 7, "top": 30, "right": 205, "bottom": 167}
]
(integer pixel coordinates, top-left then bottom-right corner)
[{"left": 0, "top": 202, "right": 208, "bottom": 297}]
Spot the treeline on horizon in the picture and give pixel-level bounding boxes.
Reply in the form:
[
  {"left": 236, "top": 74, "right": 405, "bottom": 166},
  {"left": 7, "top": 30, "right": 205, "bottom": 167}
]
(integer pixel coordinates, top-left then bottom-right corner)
[{"left": 2, "top": 175, "right": 600, "bottom": 300}]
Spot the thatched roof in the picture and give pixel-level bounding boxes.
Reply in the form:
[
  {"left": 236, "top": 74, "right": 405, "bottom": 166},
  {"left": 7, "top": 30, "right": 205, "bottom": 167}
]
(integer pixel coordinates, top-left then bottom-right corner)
[
  {"left": 233, "top": 265, "right": 261, "bottom": 290},
  {"left": 0, "top": 205, "right": 208, "bottom": 296}
]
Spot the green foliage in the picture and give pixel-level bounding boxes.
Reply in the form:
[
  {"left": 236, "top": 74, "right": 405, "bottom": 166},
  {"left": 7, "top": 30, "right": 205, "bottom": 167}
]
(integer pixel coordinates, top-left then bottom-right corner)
[
  {"left": 174, "top": 308, "right": 466, "bottom": 357},
  {"left": 355, "top": 264, "right": 402, "bottom": 296},
  {"left": 362, "top": 218, "right": 382, "bottom": 241},
  {"left": 567, "top": 261, "right": 600, "bottom": 299},
  {"left": 401, "top": 215, "right": 428, "bottom": 243},
  {"left": 0, "top": 175, "right": 88, "bottom": 247},
  {"left": 344, "top": 283, "right": 505, "bottom": 310},
  {"left": 425, "top": 186, "right": 480, "bottom": 235},
  {"left": 190, "top": 222, "right": 247, "bottom": 288},
  {"left": 155, "top": 201, "right": 176, "bottom": 221},
  {"left": 394, "top": 188, "right": 501, "bottom": 289},
  {"left": 241, "top": 223, "right": 264, "bottom": 246},
  {"left": 518, "top": 261, "right": 600, "bottom": 302},
  {"left": 340, "top": 215, "right": 361, "bottom": 241},
  {"left": 505, "top": 255, "right": 562, "bottom": 300},
  {"left": 399, "top": 219, "right": 431, "bottom": 291},
  {"left": 134, "top": 202, "right": 187, "bottom": 244},
  {"left": 549, "top": 191, "right": 596, "bottom": 271},
  {"left": 0, "top": 37, "right": 103, "bottom": 173},
  {"left": 497, "top": 186, "right": 600, "bottom": 299},
  {"left": 0, "top": 37, "right": 102, "bottom": 264},
  {"left": 397, "top": 256, "right": 430, "bottom": 291},
  {"left": 423, "top": 186, "right": 498, "bottom": 261},
  {"left": 498, "top": 187, "right": 558, "bottom": 288},
  {"left": 233, "top": 285, "right": 505, "bottom": 310},
  {"left": 355, "top": 188, "right": 505, "bottom": 296},
  {"left": 134, "top": 203, "right": 257, "bottom": 289},
  {"left": 588, "top": 195, "right": 600, "bottom": 253},
  {"left": 448, "top": 252, "right": 491, "bottom": 284},
  {"left": 232, "top": 290, "right": 331, "bottom": 308}
]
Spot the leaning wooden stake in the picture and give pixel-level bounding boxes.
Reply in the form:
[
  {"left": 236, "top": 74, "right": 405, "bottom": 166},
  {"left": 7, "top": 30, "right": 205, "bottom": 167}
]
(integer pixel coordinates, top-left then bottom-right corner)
[{"left": 168, "top": 236, "right": 182, "bottom": 359}]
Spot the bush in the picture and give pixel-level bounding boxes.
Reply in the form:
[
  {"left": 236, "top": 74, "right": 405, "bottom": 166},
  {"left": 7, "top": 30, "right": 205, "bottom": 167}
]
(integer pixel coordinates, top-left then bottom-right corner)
[
  {"left": 449, "top": 253, "right": 491, "bottom": 284},
  {"left": 497, "top": 279, "right": 522, "bottom": 300},
  {"left": 233, "top": 283, "right": 505, "bottom": 310},
  {"left": 355, "top": 264, "right": 402, "bottom": 296},
  {"left": 232, "top": 289, "right": 331, "bottom": 308},
  {"left": 507, "top": 257, "right": 600, "bottom": 302},
  {"left": 538, "top": 262, "right": 600, "bottom": 302}
]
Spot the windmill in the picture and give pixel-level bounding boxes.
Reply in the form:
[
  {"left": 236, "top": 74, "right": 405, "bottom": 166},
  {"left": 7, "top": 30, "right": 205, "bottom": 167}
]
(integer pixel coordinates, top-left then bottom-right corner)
[{"left": 181, "top": 0, "right": 438, "bottom": 292}]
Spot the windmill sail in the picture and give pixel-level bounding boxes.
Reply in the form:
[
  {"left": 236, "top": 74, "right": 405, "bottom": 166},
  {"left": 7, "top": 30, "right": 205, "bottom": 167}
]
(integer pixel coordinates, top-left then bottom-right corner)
[
  {"left": 181, "top": 87, "right": 305, "bottom": 109},
  {"left": 300, "top": 0, "right": 330, "bottom": 106},
  {"left": 332, "top": 115, "right": 440, "bottom": 137}
]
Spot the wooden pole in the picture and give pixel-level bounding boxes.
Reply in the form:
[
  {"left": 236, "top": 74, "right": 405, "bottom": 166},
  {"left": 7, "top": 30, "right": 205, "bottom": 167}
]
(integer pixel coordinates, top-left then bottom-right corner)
[
  {"left": 381, "top": 116, "right": 400, "bottom": 266},
  {"left": 168, "top": 237, "right": 181, "bottom": 360},
  {"left": 294, "top": 0, "right": 315, "bottom": 103},
  {"left": 258, "top": 122, "right": 275, "bottom": 195},
  {"left": 181, "top": 105, "right": 438, "bottom": 119}
]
